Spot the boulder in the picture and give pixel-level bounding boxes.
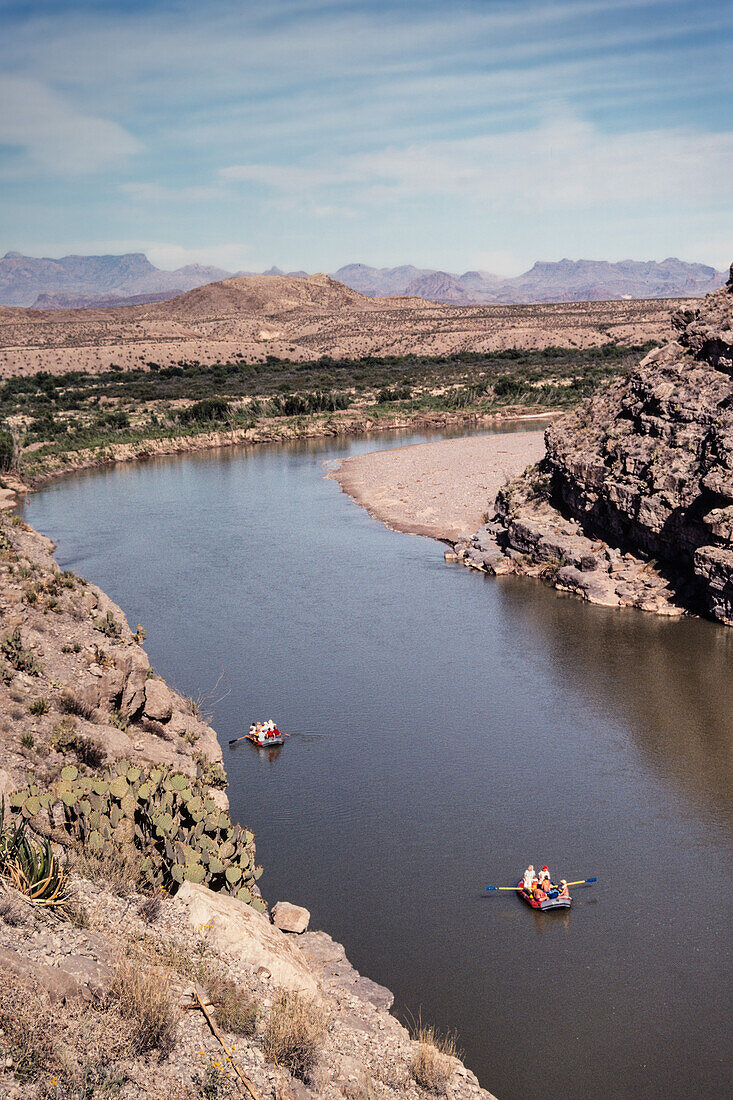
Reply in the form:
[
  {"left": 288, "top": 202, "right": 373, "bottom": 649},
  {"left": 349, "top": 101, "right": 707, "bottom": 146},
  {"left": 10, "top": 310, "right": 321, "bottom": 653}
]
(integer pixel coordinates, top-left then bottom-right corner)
[
  {"left": 272, "top": 901, "right": 310, "bottom": 934},
  {"left": 97, "top": 667, "right": 125, "bottom": 710},
  {"left": 143, "top": 678, "right": 173, "bottom": 722},
  {"left": 173, "top": 882, "right": 320, "bottom": 998},
  {"left": 117, "top": 649, "right": 150, "bottom": 718}
]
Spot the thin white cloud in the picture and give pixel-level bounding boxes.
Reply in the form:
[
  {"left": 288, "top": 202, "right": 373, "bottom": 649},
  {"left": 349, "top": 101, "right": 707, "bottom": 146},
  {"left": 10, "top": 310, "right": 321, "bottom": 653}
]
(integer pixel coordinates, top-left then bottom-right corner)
[
  {"left": 220, "top": 115, "right": 733, "bottom": 212},
  {"left": 0, "top": 75, "right": 140, "bottom": 175},
  {"left": 119, "top": 181, "right": 223, "bottom": 203}
]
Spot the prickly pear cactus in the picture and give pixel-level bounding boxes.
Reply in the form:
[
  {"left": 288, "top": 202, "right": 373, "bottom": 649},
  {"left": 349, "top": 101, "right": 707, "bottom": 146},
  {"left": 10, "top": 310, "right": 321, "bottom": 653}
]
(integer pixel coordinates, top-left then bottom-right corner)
[{"left": 9, "top": 759, "right": 265, "bottom": 910}]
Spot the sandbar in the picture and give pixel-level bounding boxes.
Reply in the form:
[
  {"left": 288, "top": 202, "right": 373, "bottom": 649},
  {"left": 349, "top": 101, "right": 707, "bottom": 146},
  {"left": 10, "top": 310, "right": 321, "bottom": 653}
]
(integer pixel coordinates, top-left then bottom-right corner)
[{"left": 330, "top": 428, "right": 547, "bottom": 541}]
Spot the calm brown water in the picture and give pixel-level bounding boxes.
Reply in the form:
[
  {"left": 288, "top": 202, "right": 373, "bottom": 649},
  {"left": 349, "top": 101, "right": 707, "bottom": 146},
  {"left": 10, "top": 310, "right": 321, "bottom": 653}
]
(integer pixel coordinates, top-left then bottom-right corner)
[{"left": 21, "top": 426, "right": 733, "bottom": 1099}]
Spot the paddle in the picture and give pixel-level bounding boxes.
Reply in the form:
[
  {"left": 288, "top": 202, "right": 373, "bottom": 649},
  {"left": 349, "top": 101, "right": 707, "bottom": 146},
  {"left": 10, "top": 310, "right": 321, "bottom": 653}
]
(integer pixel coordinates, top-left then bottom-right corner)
[{"left": 485, "top": 877, "right": 596, "bottom": 892}]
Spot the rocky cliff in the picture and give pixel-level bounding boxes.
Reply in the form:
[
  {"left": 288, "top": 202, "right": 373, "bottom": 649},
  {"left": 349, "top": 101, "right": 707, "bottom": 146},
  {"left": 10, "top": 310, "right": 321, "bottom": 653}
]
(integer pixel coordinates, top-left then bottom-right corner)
[{"left": 454, "top": 269, "right": 733, "bottom": 625}]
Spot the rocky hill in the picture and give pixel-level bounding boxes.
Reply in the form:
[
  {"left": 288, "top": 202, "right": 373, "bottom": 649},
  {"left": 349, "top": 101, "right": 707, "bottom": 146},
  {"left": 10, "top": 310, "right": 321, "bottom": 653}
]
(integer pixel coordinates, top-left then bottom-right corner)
[
  {"left": 454, "top": 269, "right": 733, "bottom": 625},
  {"left": 144, "top": 273, "right": 373, "bottom": 320}
]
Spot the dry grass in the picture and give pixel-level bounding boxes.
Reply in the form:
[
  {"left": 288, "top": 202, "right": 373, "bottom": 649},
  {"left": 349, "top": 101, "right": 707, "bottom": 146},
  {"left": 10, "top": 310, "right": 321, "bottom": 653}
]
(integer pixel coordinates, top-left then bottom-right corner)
[
  {"left": 263, "top": 990, "right": 328, "bottom": 1082},
  {"left": 138, "top": 894, "right": 162, "bottom": 923},
  {"left": 71, "top": 841, "right": 147, "bottom": 897},
  {"left": 207, "top": 975, "right": 257, "bottom": 1037},
  {"left": 409, "top": 1025, "right": 459, "bottom": 1094},
  {"left": 0, "top": 970, "right": 134, "bottom": 1095},
  {"left": 58, "top": 689, "right": 97, "bottom": 721},
  {"left": 109, "top": 959, "right": 178, "bottom": 1057},
  {"left": 121, "top": 929, "right": 257, "bottom": 1038}
]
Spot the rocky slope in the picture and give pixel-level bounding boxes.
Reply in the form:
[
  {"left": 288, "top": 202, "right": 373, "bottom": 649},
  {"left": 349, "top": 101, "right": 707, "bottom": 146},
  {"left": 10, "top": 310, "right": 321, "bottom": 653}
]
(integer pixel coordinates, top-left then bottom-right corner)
[
  {"left": 452, "top": 270, "right": 733, "bottom": 625},
  {"left": 0, "top": 513, "right": 226, "bottom": 808}
]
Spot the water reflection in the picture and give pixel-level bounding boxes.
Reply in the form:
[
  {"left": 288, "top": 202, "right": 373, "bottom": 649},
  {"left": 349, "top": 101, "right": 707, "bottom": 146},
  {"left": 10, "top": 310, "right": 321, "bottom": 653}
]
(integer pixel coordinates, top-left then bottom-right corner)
[{"left": 495, "top": 578, "right": 733, "bottom": 833}]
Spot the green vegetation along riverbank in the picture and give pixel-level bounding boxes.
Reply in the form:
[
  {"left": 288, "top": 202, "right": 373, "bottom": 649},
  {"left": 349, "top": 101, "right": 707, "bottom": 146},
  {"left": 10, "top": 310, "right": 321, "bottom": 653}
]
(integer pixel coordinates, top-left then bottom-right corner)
[{"left": 0, "top": 343, "right": 657, "bottom": 485}]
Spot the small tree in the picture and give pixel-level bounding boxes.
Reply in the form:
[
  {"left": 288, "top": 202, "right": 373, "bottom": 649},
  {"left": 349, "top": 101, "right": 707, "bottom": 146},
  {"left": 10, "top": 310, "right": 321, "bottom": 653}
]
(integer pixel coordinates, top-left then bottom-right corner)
[{"left": 0, "top": 429, "right": 14, "bottom": 472}]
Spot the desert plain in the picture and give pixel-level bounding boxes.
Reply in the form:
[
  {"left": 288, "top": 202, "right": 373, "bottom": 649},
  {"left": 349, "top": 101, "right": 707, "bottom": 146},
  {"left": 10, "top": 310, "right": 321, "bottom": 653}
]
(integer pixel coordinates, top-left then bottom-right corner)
[{"left": 0, "top": 274, "right": 691, "bottom": 377}]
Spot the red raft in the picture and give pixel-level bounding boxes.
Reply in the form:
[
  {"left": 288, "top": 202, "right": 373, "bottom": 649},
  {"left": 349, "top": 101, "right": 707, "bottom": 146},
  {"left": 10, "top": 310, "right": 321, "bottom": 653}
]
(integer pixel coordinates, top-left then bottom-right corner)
[
  {"left": 517, "top": 881, "right": 572, "bottom": 911},
  {"left": 247, "top": 730, "right": 285, "bottom": 747}
]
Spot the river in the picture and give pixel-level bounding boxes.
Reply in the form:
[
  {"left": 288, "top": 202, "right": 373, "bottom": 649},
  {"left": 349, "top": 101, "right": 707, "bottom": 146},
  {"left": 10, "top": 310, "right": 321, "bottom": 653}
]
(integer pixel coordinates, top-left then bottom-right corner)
[{"left": 19, "top": 425, "right": 733, "bottom": 1100}]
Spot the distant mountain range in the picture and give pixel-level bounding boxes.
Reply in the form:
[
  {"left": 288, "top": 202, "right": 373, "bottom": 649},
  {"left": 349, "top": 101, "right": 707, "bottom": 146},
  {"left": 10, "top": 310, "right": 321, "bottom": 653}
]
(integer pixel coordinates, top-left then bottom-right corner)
[
  {"left": 0, "top": 250, "right": 725, "bottom": 308},
  {"left": 333, "top": 259, "right": 727, "bottom": 303}
]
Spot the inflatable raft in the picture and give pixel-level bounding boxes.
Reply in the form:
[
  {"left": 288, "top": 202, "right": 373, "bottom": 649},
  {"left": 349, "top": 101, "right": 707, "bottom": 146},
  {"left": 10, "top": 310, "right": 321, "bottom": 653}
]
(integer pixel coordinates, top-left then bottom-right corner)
[
  {"left": 247, "top": 732, "right": 285, "bottom": 747},
  {"left": 517, "top": 881, "right": 571, "bottom": 910}
]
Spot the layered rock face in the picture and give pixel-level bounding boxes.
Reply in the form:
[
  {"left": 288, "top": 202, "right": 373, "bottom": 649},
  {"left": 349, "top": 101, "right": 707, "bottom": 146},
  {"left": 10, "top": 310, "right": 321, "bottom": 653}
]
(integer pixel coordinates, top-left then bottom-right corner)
[{"left": 456, "top": 271, "right": 733, "bottom": 624}]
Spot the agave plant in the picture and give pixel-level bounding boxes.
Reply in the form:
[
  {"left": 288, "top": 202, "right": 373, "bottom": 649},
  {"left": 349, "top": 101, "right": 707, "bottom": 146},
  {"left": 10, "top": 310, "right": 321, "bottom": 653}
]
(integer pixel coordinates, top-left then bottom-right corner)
[{"left": 0, "top": 798, "right": 69, "bottom": 910}]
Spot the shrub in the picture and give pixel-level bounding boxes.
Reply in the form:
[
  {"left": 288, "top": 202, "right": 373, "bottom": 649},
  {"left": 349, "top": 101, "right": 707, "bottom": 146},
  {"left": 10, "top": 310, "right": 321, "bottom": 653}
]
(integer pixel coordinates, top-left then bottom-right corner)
[
  {"left": 263, "top": 991, "right": 328, "bottom": 1081},
  {"left": 28, "top": 697, "right": 49, "bottom": 716},
  {"left": 109, "top": 707, "right": 130, "bottom": 731},
  {"left": 377, "top": 385, "right": 412, "bottom": 403},
  {"left": 20, "top": 731, "right": 34, "bottom": 748},
  {"left": 94, "top": 610, "right": 121, "bottom": 637},
  {"left": 74, "top": 735, "right": 107, "bottom": 768},
  {"left": 409, "top": 1025, "right": 458, "bottom": 1093},
  {"left": 110, "top": 959, "right": 178, "bottom": 1056},
  {"left": 1, "top": 628, "right": 43, "bottom": 676},
  {"left": 0, "top": 428, "right": 14, "bottom": 471},
  {"left": 178, "top": 397, "right": 231, "bottom": 424},
  {"left": 138, "top": 894, "right": 162, "bottom": 923}
]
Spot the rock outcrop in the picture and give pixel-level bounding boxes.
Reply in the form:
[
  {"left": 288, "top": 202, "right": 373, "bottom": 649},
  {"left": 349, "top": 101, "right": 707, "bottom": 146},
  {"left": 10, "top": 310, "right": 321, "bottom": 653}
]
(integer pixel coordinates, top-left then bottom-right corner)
[
  {"left": 0, "top": 512, "right": 225, "bottom": 803},
  {"left": 455, "top": 274, "right": 733, "bottom": 624}
]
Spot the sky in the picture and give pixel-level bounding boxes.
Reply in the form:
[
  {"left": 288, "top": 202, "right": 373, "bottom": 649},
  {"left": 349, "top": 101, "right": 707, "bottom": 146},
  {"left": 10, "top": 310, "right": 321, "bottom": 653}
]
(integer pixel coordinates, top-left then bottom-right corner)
[{"left": 0, "top": 0, "right": 731, "bottom": 275}]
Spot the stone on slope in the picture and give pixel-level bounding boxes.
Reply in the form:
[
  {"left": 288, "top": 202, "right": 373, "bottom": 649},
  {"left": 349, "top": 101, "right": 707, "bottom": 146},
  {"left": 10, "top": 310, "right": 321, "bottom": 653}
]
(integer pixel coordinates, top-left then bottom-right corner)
[
  {"left": 143, "top": 678, "right": 173, "bottom": 722},
  {"left": 272, "top": 900, "right": 310, "bottom": 934},
  {"left": 173, "top": 882, "right": 320, "bottom": 997}
]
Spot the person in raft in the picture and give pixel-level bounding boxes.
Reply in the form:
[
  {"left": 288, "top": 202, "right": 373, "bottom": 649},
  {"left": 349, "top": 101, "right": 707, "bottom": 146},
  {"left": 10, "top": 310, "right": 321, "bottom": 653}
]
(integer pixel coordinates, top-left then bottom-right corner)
[
  {"left": 559, "top": 880, "right": 571, "bottom": 899},
  {"left": 533, "top": 880, "right": 548, "bottom": 902},
  {"left": 539, "top": 866, "right": 561, "bottom": 898},
  {"left": 523, "top": 865, "right": 536, "bottom": 891}
]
